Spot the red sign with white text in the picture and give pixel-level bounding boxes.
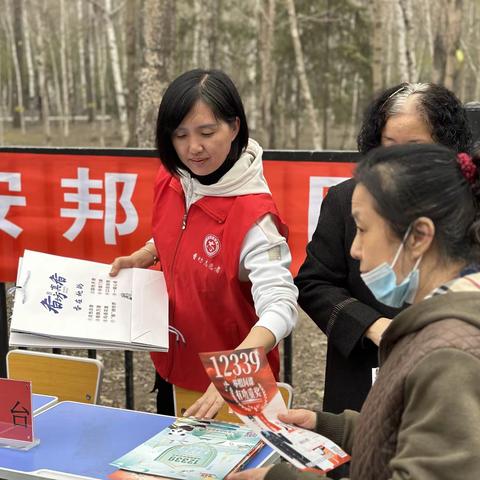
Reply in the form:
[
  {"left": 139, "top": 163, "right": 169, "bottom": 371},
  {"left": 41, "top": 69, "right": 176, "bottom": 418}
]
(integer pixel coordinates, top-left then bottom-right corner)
[
  {"left": 0, "top": 151, "right": 355, "bottom": 282},
  {"left": 0, "top": 378, "right": 33, "bottom": 443}
]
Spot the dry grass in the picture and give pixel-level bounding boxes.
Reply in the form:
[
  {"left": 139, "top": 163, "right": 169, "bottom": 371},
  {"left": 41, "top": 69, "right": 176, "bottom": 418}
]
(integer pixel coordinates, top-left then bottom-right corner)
[{"left": 1, "top": 119, "right": 124, "bottom": 148}]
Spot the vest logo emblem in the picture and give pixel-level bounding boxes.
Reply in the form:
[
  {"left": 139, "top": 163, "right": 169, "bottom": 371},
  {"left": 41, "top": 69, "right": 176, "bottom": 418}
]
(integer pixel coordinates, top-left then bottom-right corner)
[{"left": 203, "top": 234, "right": 221, "bottom": 257}]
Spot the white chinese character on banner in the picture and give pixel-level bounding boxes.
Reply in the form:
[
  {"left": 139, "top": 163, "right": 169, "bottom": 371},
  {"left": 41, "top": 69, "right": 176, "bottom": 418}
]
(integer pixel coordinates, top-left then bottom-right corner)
[
  {"left": 61, "top": 167, "right": 138, "bottom": 244},
  {"left": 0, "top": 172, "right": 27, "bottom": 238},
  {"left": 308, "top": 176, "right": 349, "bottom": 241}
]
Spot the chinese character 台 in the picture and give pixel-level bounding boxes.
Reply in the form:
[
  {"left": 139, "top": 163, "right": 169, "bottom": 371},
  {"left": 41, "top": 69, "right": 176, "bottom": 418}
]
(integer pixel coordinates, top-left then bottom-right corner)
[{"left": 11, "top": 400, "right": 30, "bottom": 428}]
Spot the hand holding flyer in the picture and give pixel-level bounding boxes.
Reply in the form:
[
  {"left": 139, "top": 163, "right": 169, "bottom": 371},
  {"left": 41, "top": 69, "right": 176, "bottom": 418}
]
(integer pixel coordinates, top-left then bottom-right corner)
[{"left": 199, "top": 347, "right": 350, "bottom": 474}]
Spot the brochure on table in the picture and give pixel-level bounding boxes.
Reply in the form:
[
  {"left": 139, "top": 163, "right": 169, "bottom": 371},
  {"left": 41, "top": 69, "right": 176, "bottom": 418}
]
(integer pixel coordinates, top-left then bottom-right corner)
[
  {"left": 10, "top": 250, "right": 169, "bottom": 351},
  {"left": 0, "top": 378, "right": 39, "bottom": 450},
  {"left": 200, "top": 347, "right": 351, "bottom": 474},
  {"left": 110, "top": 417, "right": 262, "bottom": 479}
]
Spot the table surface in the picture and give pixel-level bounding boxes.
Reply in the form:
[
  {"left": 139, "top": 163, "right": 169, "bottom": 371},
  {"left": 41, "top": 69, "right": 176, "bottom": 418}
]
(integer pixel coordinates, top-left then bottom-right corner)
[
  {"left": 32, "top": 395, "right": 57, "bottom": 415},
  {"left": 0, "top": 401, "right": 275, "bottom": 480}
]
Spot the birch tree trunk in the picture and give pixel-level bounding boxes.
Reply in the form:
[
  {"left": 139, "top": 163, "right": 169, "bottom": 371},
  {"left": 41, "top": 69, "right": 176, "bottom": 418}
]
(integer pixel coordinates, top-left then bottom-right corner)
[
  {"left": 259, "top": 0, "right": 276, "bottom": 147},
  {"left": 136, "top": 0, "right": 176, "bottom": 148},
  {"left": 384, "top": 2, "right": 393, "bottom": 87},
  {"left": 458, "top": 0, "right": 474, "bottom": 100},
  {"left": 208, "top": 0, "right": 220, "bottom": 67},
  {"left": 245, "top": 0, "right": 259, "bottom": 134},
  {"left": 277, "top": 73, "right": 287, "bottom": 147},
  {"left": 344, "top": 73, "right": 360, "bottom": 149},
  {"left": 191, "top": 0, "right": 211, "bottom": 68},
  {"left": 395, "top": 0, "right": 409, "bottom": 81},
  {"left": 433, "top": 0, "right": 463, "bottom": 88},
  {"left": 125, "top": 0, "right": 138, "bottom": 146},
  {"left": 443, "top": 0, "right": 463, "bottom": 90},
  {"left": 398, "top": 0, "right": 417, "bottom": 81},
  {"left": 95, "top": 10, "right": 107, "bottom": 147},
  {"left": 6, "top": 0, "right": 25, "bottom": 131},
  {"left": 85, "top": 1, "right": 97, "bottom": 122},
  {"left": 33, "top": 0, "right": 50, "bottom": 142},
  {"left": 370, "top": 0, "right": 385, "bottom": 93},
  {"left": 294, "top": 75, "right": 300, "bottom": 149},
  {"left": 423, "top": 0, "right": 434, "bottom": 60},
  {"left": 60, "top": 0, "right": 70, "bottom": 136},
  {"left": 48, "top": 32, "right": 63, "bottom": 118},
  {"left": 76, "top": 0, "right": 88, "bottom": 112},
  {"left": 474, "top": 4, "right": 480, "bottom": 99},
  {"left": 221, "top": 17, "right": 232, "bottom": 74},
  {"left": 322, "top": 0, "right": 331, "bottom": 148},
  {"left": 104, "top": 0, "right": 129, "bottom": 144},
  {"left": 192, "top": 0, "right": 202, "bottom": 67},
  {"left": 0, "top": 106, "right": 3, "bottom": 145},
  {"left": 67, "top": 39, "right": 75, "bottom": 119},
  {"left": 285, "top": 0, "right": 322, "bottom": 149},
  {"left": 0, "top": 58, "right": 3, "bottom": 145},
  {"left": 22, "top": 1, "right": 36, "bottom": 113}
]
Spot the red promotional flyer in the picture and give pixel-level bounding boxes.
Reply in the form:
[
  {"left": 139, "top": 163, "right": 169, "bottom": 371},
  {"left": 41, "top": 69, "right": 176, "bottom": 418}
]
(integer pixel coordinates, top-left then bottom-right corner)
[{"left": 199, "top": 347, "right": 350, "bottom": 474}]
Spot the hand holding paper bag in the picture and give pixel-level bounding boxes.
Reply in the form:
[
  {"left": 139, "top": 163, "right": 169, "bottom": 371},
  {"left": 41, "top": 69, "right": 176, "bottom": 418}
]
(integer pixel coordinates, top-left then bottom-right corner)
[{"left": 10, "top": 250, "right": 169, "bottom": 351}]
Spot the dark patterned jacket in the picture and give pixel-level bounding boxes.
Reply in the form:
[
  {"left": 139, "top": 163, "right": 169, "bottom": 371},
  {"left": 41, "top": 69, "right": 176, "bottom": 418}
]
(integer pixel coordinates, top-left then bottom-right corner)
[{"left": 267, "top": 277, "right": 480, "bottom": 480}]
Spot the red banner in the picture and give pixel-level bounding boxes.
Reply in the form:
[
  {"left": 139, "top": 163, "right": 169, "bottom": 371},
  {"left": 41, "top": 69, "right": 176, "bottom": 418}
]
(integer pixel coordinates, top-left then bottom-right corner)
[{"left": 0, "top": 151, "right": 355, "bottom": 282}]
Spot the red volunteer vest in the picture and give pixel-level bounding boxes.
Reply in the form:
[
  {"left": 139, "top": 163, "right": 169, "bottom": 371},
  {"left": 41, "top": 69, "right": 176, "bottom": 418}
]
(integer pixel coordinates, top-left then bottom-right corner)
[{"left": 151, "top": 169, "right": 285, "bottom": 392}]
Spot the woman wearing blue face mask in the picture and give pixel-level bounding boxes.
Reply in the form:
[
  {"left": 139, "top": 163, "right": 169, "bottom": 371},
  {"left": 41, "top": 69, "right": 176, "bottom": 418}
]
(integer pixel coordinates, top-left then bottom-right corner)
[
  {"left": 358, "top": 224, "right": 422, "bottom": 308},
  {"left": 229, "top": 143, "right": 480, "bottom": 480}
]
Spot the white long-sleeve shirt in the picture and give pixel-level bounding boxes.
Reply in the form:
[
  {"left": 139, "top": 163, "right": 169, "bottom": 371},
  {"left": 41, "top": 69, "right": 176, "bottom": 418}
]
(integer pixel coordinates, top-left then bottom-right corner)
[{"left": 239, "top": 214, "right": 298, "bottom": 344}]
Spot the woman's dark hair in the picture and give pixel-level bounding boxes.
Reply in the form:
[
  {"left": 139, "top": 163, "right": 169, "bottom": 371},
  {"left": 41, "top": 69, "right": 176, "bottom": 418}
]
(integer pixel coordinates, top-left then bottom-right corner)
[
  {"left": 156, "top": 69, "right": 249, "bottom": 175},
  {"left": 355, "top": 143, "right": 480, "bottom": 263},
  {"left": 357, "top": 83, "right": 473, "bottom": 155}
]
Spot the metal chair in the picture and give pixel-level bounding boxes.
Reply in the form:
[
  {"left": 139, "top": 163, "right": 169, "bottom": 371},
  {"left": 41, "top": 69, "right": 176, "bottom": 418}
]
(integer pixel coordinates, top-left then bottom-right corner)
[
  {"left": 173, "top": 382, "right": 294, "bottom": 423},
  {"left": 7, "top": 349, "right": 103, "bottom": 404}
]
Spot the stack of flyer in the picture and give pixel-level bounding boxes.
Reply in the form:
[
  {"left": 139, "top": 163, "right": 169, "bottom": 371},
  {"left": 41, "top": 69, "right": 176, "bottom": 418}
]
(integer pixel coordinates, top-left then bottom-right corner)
[
  {"left": 9, "top": 249, "right": 169, "bottom": 351},
  {"left": 109, "top": 417, "right": 263, "bottom": 479},
  {"left": 200, "top": 347, "right": 351, "bottom": 474}
]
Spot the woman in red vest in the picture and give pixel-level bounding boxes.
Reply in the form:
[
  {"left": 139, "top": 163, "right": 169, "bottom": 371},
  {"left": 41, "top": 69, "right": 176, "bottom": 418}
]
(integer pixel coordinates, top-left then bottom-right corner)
[{"left": 110, "top": 69, "right": 298, "bottom": 418}]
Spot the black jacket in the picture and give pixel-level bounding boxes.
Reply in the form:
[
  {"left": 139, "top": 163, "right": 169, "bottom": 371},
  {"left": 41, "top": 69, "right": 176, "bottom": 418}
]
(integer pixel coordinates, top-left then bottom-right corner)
[{"left": 295, "top": 178, "right": 401, "bottom": 413}]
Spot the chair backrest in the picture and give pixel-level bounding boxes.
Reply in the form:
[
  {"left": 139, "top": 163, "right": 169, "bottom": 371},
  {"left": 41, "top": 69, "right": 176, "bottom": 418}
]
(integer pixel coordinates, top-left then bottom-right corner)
[
  {"left": 7, "top": 350, "right": 103, "bottom": 404},
  {"left": 277, "top": 382, "right": 294, "bottom": 408},
  {"left": 173, "top": 382, "right": 294, "bottom": 423}
]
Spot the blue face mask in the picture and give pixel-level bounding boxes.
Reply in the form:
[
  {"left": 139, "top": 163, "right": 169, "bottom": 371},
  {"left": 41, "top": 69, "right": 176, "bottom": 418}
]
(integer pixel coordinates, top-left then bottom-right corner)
[{"left": 360, "top": 228, "right": 421, "bottom": 308}]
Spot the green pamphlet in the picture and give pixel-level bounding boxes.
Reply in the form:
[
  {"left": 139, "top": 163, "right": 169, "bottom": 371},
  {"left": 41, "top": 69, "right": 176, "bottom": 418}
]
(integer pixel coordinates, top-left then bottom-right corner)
[{"left": 110, "top": 417, "right": 262, "bottom": 479}]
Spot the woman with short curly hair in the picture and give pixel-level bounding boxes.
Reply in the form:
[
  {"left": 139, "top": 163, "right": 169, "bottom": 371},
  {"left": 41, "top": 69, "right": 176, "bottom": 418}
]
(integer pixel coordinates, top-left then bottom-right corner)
[
  {"left": 357, "top": 83, "right": 472, "bottom": 154},
  {"left": 295, "top": 83, "right": 473, "bottom": 415}
]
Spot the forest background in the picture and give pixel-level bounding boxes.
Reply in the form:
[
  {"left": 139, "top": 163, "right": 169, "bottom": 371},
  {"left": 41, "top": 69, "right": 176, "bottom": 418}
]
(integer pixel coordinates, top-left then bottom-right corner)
[
  {"left": 1, "top": 0, "right": 479, "bottom": 151},
  {"left": 1, "top": 0, "right": 479, "bottom": 411}
]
